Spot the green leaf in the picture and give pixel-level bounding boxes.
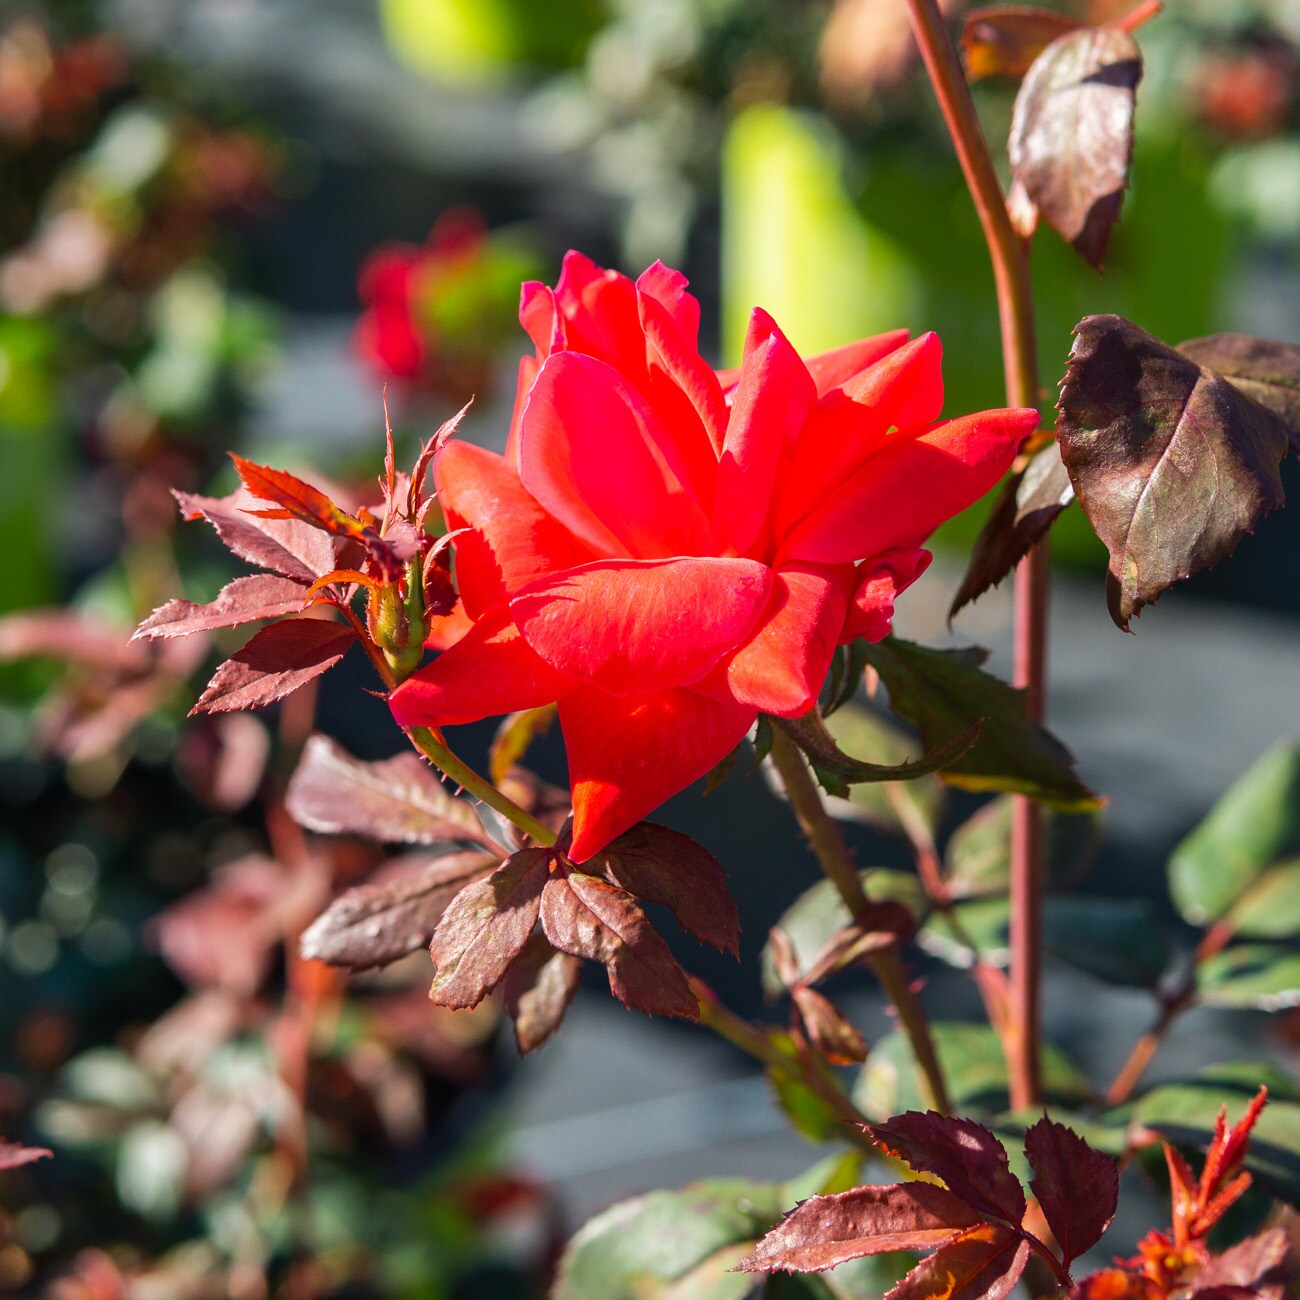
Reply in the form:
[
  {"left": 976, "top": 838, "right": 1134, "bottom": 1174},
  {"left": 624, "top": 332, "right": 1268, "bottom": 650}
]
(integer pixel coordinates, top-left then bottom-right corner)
[
  {"left": 782, "top": 1151, "right": 864, "bottom": 1203},
  {"left": 861, "top": 638, "right": 1100, "bottom": 811},
  {"left": 917, "top": 898, "right": 1010, "bottom": 969},
  {"left": 1169, "top": 743, "right": 1300, "bottom": 925},
  {"left": 553, "top": 1179, "right": 783, "bottom": 1300},
  {"left": 1132, "top": 1070, "right": 1300, "bottom": 1207},
  {"left": 854, "top": 1022, "right": 1090, "bottom": 1121},
  {"left": 761, "top": 872, "right": 927, "bottom": 998},
  {"left": 766, "top": 1036, "right": 845, "bottom": 1143},
  {"left": 1196, "top": 943, "right": 1300, "bottom": 1011},
  {"left": 1228, "top": 860, "right": 1300, "bottom": 939},
  {"left": 1043, "top": 897, "right": 1170, "bottom": 988}
]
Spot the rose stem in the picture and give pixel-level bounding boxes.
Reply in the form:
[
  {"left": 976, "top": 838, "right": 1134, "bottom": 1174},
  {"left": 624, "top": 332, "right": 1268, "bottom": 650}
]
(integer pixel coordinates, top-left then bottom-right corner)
[
  {"left": 406, "top": 724, "right": 558, "bottom": 848},
  {"left": 768, "top": 728, "right": 951, "bottom": 1113},
  {"left": 903, "top": 0, "right": 1045, "bottom": 1109}
]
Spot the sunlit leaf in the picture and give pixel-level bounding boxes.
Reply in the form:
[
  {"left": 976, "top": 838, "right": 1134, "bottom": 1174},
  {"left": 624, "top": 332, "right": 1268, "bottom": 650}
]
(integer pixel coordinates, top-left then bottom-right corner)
[
  {"left": 134, "top": 575, "right": 310, "bottom": 640},
  {"left": 174, "top": 487, "right": 336, "bottom": 583}
]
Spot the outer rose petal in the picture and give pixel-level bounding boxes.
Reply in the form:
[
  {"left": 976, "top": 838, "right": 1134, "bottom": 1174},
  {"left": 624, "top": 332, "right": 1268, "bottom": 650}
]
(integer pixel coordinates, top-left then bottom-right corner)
[
  {"left": 560, "top": 685, "right": 756, "bottom": 861},
  {"left": 840, "top": 548, "right": 932, "bottom": 644},
  {"left": 635, "top": 261, "right": 701, "bottom": 350},
  {"left": 389, "top": 607, "right": 576, "bottom": 729},
  {"left": 519, "top": 281, "right": 563, "bottom": 357},
  {"left": 518, "top": 352, "right": 712, "bottom": 558},
  {"left": 437, "top": 440, "right": 595, "bottom": 616},
  {"left": 695, "top": 562, "right": 853, "bottom": 717},
  {"left": 778, "top": 407, "right": 1039, "bottom": 565},
  {"left": 553, "top": 251, "right": 646, "bottom": 381},
  {"left": 503, "top": 353, "right": 539, "bottom": 467},
  {"left": 511, "top": 556, "right": 772, "bottom": 695},
  {"left": 713, "top": 309, "right": 817, "bottom": 559}
]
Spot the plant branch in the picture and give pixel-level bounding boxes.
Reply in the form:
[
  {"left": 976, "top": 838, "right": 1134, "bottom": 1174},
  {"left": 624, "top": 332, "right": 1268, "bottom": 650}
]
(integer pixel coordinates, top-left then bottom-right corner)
[
  {"left": 904, "top": 0, "right": 1046, "bottom": 1109},
  {"left": 406, "top": 725, "right": 558, "bottom": 848},
  {"left": 768, "top": 727, "right": 950, "bottom": 1113}
]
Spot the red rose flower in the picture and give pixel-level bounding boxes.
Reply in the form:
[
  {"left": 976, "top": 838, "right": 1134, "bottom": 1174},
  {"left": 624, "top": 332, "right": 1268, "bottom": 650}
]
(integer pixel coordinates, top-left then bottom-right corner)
[{"left": 391, "top": 253, "right": 1038, "bottom": 861}]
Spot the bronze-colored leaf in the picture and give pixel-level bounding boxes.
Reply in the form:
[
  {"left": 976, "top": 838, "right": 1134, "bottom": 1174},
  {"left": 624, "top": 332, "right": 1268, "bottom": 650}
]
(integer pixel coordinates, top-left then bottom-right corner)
[
  {"left": 791, "top": 986, "right": 868, "bottom": 1065},
  {"left": 961, "top": 6, "right": 1083, "bottom": 81},
  {"left": 190, "top": 618, "right": 355, "bottom": 715},
  {"left": 887, "top": 1223, "right": 1030, "bottom": 1300},
  {"left": 1058, "top": 315, "right": 1290, "bottom": 629},
  {"left": 1008, "top": 26, "right": 1142, "bottom": 268},
  {"left": 1178, "top": 333, "right": 1300, "bottom": 451},
  {"left": 135, "top": 575, "right": 309, "bottom": 640},
  {"left": 299, "top": 850, "right": 500, "bottom": 971},
  {"left": 949, "top": 442, "right": 1073, "bottom": 619},
  {"left": 501, "top": 932, "right": 581, "bottom": 1053},
  {"left": 174, "top": 487, "right": 336, "bottom": 583}
]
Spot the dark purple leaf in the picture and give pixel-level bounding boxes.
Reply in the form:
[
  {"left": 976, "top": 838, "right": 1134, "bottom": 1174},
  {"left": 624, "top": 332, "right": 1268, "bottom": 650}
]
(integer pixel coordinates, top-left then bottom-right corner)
[
  {"left": 1008, "top": 26, "right": 1142, "bottom": 268},
  {"left": 286, "top": 733, "right": 494, "bottom": 847},
  {"left": 502, "top": 932, "right": 581, "bottom": 1053},
  {"left": 791, "top": 986, "right": 868, "bottom": 1065},
  {"left": 0, "top": 1141, "right": 51, "bottom": 1170},
  {"left": 539, "top": 871, "right": 697, "bottom": 1020},
  {"left": 869, "top": 1111, "right": 1027, "bottom": 1226},
  {"left": 1024, "top": 1115, "right": 1118, "bottom": 1267},
  {"left": 1058, "top": 316, "right": 1290, "bottom": 629},
  {"left": 1178, "top": 334, "right": 1300, "bottom": 452},
  {"left": 587, "top": 822, "right": 740, "bottom": 957},
  {"left": 300, "top": 850, "right": 501, "bottom": 971},
  {"left": 428, "top": 848, "right": 549, "bottom": 1009},
  {"left": 886, "top": 1223, "right": 1030, "bottom": 1300},
  {"left": 962, "top": 6, "right": 1083, "bottom": 81},
  {"left": 174, "top": 487, "right": 336, "bottom": 583},
  {"left": 736, "top": 1182, "right": 979, "bottom": 1274},
  {"left": 135, "top": 575, "right": 309, "bottom": 640},
  {"left": 191, "top": 617, "right": 354, "bottom": 715},
  {"left": 950, "top": 442, "right": 1074, "bottom": 619}
]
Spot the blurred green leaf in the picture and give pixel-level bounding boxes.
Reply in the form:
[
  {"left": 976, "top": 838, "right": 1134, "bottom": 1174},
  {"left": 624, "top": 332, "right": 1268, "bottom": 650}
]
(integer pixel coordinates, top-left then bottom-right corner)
[
  {"left": 1226, "top": 859, "right": 1300, "bottom": 940},
  {"left": 1196, "top": 944, "right": 1300, "bottom": 1011},
  {"left": 1043, "top": 897, "right": 1170, "bottom": 988},
  {"left": 917, "top": 897, "right": 1010, "bottom": 969}
]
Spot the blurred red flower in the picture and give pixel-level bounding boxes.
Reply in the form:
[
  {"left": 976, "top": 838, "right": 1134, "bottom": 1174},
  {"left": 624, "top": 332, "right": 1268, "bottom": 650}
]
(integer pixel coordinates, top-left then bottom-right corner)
[{"left": 391, "top": 253, "right": 1037, "bottom": 860}]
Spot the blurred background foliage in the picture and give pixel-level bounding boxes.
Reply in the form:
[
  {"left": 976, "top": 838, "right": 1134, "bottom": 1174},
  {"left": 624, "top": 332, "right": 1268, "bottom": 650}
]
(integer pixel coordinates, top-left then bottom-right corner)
[{"left": 0, "top": 0, "right": 1298, "bottom": 1294}]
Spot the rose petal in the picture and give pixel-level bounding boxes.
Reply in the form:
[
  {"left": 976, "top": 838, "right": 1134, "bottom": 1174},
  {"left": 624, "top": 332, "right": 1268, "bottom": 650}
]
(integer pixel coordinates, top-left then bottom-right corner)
[
  {"left": 553, "top": 251, "right": 646, "bottom": 381},
  {"left": 716, "top": 328, "right": 910, "bottom": 397},
  {"left": 424, "top": 600, "right": 475, "bottom": 651},
  {"left": 503, "top": 353, "right": 539, "bottom": 468},
  {"left": 635, "top": 261, "right": 701, "bottom": 349},
  {"left": 560, "top": 685, "right": 756, "bottom": 861},
  {"left": 389, "top": 608, "right": 576, "bottom": 729},
  {"left": 840, "top": 548, "right": 933, "bottom": 643},
  {"left": 511, "top": 556, "right": 773, "bottom": 695}
]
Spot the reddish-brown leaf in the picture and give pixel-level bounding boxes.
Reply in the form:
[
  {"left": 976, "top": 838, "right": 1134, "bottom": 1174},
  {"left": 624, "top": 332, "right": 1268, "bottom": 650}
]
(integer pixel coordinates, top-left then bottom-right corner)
[
  {"left": 791, "top": 986, "right": 868, "bottom": 1065},
  {"left": 869, "top": 1112, "right": 1027, "bottom": 1227},
  {"left": 1188, "top": 1228, "right": 1290, "bottom": 1300},
  {"left": 949, "top": 442, "right": 1074, "bottom": 619},
  {"left": 175, "top": 488, "right": 336, "bottom": 583},
  {"left": 176, "top": 713, "right": 271, "bottom": 813},
  {"left": 737, "top": 1182, "right": 980, "bottom": 1274},
  {"left": 1178, "top": 334, "right": 1300, "bottom": 452},
  {"left": 501, "top": 931, "right": 581, "bottom": 1053},
  {"left": 886, "top": 1222, "right": 1030, "bottom": 1300},
  {"left": 961, "top": 6, "right": 1083, "bottom": 81},
  {"left": 191, "top": 617, "right": 355, "bottom": 715},
  {"left": 1008, "top": 26, "right": 1142, "bottom": 268},
  {"left": 800, "top": 908, "right": 915, "bottom": 987},
  {"left": 286, "top": 733, "right": 495, "bottom": 847},
  {"left": 427, "top": 848, "right": 549, "bottom": 1009},
  {"left": 300, "top": 850, "right": 500, "bottom": 971},
  {"left": 0, "top": 1140, "right": 52, "bottom": 1170},
  {"left": 539, "top": 871, "right": 698, "bottom": 1020},
  {"left": 0, "top": 610, "right": 148, "bottom": 673},
  {"left": 135, "top": 575, "right": 309, "bottom": 640},
  {"left": 1058, "top": 316, "right": 1290, "bottom": 630},
  {"left": 1024, "top": 1115, "right": 1118, "bottom": 1267},
  {"left": 230, "top": 454, "right": 366, "bottom": 539},
  {"left": 587, "top": 822, "right": 740, "bottom": 958}
]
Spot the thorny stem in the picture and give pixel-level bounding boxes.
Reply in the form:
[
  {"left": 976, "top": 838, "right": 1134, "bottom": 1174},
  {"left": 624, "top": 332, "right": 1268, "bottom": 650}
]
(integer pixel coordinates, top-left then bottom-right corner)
[
  {"left": 904, "top": 0, "right": 1045, "bottom": 1109},
  {"left": 406, "top": 725, "right": 558, "bottom": 848},
  {"left": 1105, "top": 919, "right": 1235, "bottom": 1106},
  {"left": 768, "top": 728, "right": 951, "bottom": 1114}
]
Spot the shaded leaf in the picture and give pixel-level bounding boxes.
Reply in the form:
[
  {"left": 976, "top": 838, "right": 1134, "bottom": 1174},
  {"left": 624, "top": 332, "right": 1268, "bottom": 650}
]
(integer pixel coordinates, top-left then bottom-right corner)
[
  {"left": 1178, "top": 333, "right": 1300, "bottom": 451},
  {"left": 1196, "top": 944, "right": 1300, "bottom": 1011},
  {"left": 502, "top": 932, "right": 581, "bottom": 1053},
  {"left": 489, "top": 704, "right": 557, "bottom": 785},
  {"left": 540, "top": 871, "right": 697, "bottom": 1020},
  {"left": 868, "top": 1112, "right": 1027, "bottom": 1226},
  {"left": 862, "top": 638, "right": 1099, "bottom": 810},
  {"left": 176, "top": 713, "right": 271, "bottom": 813},
  {"left": 135, "top": 575, "right": 309, "bottom": 641},
  {"left": 946, "top": 798, "right": 1013, "bottom": 898},
  {"left": 737, "top": 1182, "right": 980, "bottom": 1274},
  {"left": 1169, "top": 744, "right": 1300, "bottom": 925},
  {"left": 286, "top": 733, "right": 493, "bottom": 847},
  {"left": 230, "top": 453, "right": 366, "bottom": 539},
  {"left": 1189, "top": 1227, "right": 1290, "bottom": 1298},
  {"left": 191, "top": 617, "right": 354, "bottom": 716},
  {"left": 791, "top": 987, "right": 868, "bottom": 1065},
  {"left": 299, "top": 850, "right": 499, "bottom": 971},
  {"left": 1008, "top": 26, "right": 1142, "bottom": 267},
  {"left": 1025, "top": 1116, "right": 1118, "bottom": 1267},
  {"left": 174, "top": 487, "right": 335, "bottom": 583},
  {"left": 589, "top": 822, "right": 740, "bottom": 958},
  {"left": 1043, "top": 897, "right": 1170, "bottom": 988},
  {"left": 0, "top": 1140, "right": 52, "bottom": 1170},
  {"left": 886, "top": 1223, "right": 1029, "bottom": 1300},
  {"left": 1058, "top": 316, "right": 1290, "bottom": 630},
  {"left": 427, "top": 848, "right": 549, "bottom": 1009},
  {"left": 777, "top": 708, "right": 982, "bottom": 800},
  {"left": 950, "top": 442, "right": 1074, "bottom": 619},
  {"left": 961, "top": 6, "right": 1083, "bottom": 81}
]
